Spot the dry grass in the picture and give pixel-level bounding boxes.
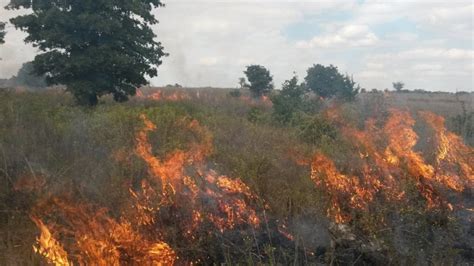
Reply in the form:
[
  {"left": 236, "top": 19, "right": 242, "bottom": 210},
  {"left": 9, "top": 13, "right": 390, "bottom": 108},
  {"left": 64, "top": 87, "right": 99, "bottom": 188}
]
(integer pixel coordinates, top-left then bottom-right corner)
[
  {"left": 359, "top": 91, "right": 473, "bottom": 118},
  {"left": 0, "top": 88, "right": 472, "bottom": 265}
]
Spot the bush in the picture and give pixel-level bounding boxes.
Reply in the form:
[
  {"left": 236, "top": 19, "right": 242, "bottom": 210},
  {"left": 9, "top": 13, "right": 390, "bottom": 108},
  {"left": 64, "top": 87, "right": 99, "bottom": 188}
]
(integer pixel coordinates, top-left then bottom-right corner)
[
  {"left": 271, "top": 76, "right": 306, "bottom": 125},
  {"left": 229, "top": 89, "right": 242, "bottom": 98},
  {"left": 298, "top": 115, "right": 337, "bottom": 145}
]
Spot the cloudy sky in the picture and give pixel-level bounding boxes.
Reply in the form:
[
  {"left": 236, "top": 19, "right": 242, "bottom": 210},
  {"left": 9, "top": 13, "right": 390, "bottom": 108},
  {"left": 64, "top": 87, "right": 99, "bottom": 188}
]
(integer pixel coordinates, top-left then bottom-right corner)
[{"left": 1, "top": 0, "right": 473, "bottom": 91}]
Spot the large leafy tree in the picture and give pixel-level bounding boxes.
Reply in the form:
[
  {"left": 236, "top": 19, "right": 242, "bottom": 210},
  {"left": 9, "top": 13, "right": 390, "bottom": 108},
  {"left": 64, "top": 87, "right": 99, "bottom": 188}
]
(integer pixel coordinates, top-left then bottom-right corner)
[
  {"left": 244, "top": 65, "right": 274, "bottom": 97},
  {"left": 305, "top": 64, "right": 359, "bottom": 101},
  {"left": 0, "top": 22, "right": 5, "bottom": 44},
  {"left": 7, "top": 0, "right": 167, "bottom": 105}
]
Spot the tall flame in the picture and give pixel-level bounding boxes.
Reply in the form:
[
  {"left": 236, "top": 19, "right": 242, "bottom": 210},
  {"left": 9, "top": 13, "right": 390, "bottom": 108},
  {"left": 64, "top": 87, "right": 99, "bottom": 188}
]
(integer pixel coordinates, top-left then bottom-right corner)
[
  {"left": 32, "top": 198, "right": 177, "bottom": 265},
  {"left": 32, "top": 113, "right": 262, "bottom": 264},
  {"left": 307, "top": 108, "right": 473, "bottom": 223},
  {"left": 132, "top": 115, "right": 260, "bottom": 233},
  {"left": 31, "top": 217, "right": 70, "bottom": 266}
]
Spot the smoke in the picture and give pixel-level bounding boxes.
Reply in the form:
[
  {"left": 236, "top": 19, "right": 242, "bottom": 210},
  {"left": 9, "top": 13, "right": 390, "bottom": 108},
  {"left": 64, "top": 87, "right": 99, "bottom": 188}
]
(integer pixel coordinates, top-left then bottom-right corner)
[
  {"left": 158, "top": 44, "right": 191, "bottom": 86},
  {"left": 0, "top": 2, "right": 35, "bottom": 78},
  {"left": 290, "top": 217, "right": 331, "bottom": 252}
]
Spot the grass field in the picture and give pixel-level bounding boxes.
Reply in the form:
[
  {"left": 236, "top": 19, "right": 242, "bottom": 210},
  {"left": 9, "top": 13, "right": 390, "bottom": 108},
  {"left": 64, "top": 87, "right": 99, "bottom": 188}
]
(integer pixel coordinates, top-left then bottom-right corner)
[{"left": 0, "top": 87, "right": 472, "bottom": 265}]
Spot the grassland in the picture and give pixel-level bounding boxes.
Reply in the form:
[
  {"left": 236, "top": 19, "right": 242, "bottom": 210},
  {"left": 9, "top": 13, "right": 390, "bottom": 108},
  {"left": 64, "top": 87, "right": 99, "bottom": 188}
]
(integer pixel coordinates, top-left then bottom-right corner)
[{"left": 0, "top": 87, "right": 472, "bottom": 265}]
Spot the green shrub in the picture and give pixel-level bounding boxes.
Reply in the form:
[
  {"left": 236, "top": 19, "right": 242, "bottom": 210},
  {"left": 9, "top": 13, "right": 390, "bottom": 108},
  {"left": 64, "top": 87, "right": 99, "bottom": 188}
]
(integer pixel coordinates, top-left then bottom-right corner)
[{"left": 298, "top": 115, "right": 337, "bottom": 145}]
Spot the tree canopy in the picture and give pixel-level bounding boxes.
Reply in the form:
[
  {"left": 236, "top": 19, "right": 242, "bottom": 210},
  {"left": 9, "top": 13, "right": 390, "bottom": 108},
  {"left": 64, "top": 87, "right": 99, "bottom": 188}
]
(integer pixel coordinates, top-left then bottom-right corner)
[
  {"left": 238, "top": 77, "right": 247, "bottom": 89},
  {"left": 244, "top": 65, "right": 274, "bottom": 97},
  {"left": 271, "top": 75, "right": 306, "bottom": 124},
  {"left": 305, "top": 64, "right": 359, "bottom": 101},
  {"left": 392, "top": 81, "right": 405, "bottom": 92},
  {"left": 7, "top": 0, "right": 167, "bottom": 105},
  {"left": 0, "top": 22, "right": 5, "bottom": 44},
  {"left": 12, "top": 62, "right": 47, "bottom": 88}
]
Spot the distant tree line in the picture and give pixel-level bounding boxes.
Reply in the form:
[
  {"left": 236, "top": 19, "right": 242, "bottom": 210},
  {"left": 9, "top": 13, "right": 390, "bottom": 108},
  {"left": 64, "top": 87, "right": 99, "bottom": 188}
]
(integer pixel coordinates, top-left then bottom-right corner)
[
  {"left": 240, "top": 64, "right": 359, "bottom": 101},
  {"left": 0, "top": 62, "right": 47, "bottom": 89},
  {"left": 236, "top": 64, "right": 360, "bottom": 126}
]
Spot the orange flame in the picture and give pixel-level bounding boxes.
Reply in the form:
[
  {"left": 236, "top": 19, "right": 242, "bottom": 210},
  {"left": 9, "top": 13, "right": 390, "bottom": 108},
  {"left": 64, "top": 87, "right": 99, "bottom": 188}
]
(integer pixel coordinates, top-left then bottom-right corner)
[
  {"left": 240, "top": 95, "right": 273, "bottom": 106},
  {"left": 133, "top": 115, "right": 261, "bottom": 233},
  {"left": 31, "top": 217, "right": 70, "bottom": 266},
  {"left": 307, "top": 108, "right": 473, "bottom": 223},
  {"left": 144, "top": 90, "right": 191, "bottom": 101},
  {"left": 31, "top": 114, "right": 264, "bottom": 264},
  {"left": 420, "top": 111, "right": 473, "bottom": 190},
  {"left": 31, "top": 198, "right": 177, "bottom": 265}
]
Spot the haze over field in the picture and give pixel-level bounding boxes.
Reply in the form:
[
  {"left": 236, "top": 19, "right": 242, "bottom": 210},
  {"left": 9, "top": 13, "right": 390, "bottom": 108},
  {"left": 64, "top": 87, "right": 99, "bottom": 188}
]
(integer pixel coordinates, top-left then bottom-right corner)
[{"left": 0, "top": 0, "right": 472, "bottom": 92}]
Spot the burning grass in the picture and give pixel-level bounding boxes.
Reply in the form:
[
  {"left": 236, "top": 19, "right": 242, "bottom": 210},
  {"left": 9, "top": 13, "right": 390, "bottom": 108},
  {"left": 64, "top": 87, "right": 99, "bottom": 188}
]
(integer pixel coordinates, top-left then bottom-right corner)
[
  {"left": 301, "top": 108, "right": 472, "bottom": 224},
  {"left": 0, "top": 89, "right": 472, "bottom": 264},
  {"left": 27, "top": 114, "right": 268, "bottom": 264}
]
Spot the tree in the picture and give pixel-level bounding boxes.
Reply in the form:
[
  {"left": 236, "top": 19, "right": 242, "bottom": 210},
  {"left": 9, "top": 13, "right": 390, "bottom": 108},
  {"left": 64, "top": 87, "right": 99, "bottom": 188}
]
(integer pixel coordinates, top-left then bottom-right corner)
[
  {"left": 12, "top": 62, "right": 47, "bottom": 88},
  {"left": 238, "top": 77, "right": 247, "bottom": 89},
  {"left": 339, "top": 75, "right": 360, "bottom": 101},
  {"left": 392, "top": 81, "right": 404, "bottom": 92},
  {"left": 244, "top": 65, "right": 274, "bottom": 97},
  {"left": 0, "top": 22, "right": 5, "bottom": 44},
  {"left": 271, "top": 75, "right": 307, "bottom": 124},
  {"left": 305, "top": 64, "right": 359, "bottom": 101},
  {"left": 7, "top": 0, "right": 167, "bottom": 106}
]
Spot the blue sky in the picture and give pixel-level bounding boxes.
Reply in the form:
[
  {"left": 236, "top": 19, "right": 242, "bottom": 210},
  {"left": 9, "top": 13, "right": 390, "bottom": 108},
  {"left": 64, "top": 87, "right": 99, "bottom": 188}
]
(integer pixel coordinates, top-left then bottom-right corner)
[
  {"left": 283, "top": 10, "right": 354, "bottom": 40},
  {"left": 1, "top": 0, "right": 473, "bottom": 92}
]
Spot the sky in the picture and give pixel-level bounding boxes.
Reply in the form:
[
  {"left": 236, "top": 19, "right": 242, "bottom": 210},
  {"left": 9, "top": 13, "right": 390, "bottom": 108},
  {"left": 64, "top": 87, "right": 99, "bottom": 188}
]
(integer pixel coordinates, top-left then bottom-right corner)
[{"left": 0, "top": 0, "right": 473, "bottom": 92}]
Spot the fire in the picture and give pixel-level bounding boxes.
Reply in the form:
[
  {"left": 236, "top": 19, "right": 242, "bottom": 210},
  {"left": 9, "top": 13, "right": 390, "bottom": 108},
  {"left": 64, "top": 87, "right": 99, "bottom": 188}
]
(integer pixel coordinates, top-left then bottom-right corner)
[
  {"left": 141, "top": 90, "right": 191, "bottom": 101},
  {"left": 240, "top": 95, "right": 273, "bottom": 106},
  {"left": 32, "top": 113, "right": 263, "bottom": 264},
  {"left": 310, "top": 153, "right": 375, "bottom": 223},
  {"left": 31, "top": 217, "right": 70, "bottom": 266},
  {"left": 31, "top": 198, "right": 177, "bottom": 265},
  {"left": 419, "top": 111, "right": 473, "bottom": 190},
  {"left": 277, "top": 223, "right": 295, "bottom": 241},
  {"left": 135, "top": 89, "right": 144, "bottom": 97},
  {"left": 131, "top": 115, "right": 261, "bottom": 235},
  {"left": 28, "top": 104, "right": 469, "bottom": 263},
  {"left": 306, "top": 108, "right": 473, "bottom": 223},
  {"left": 215, "top": 176, "right": 256, "bottom": 200},
  {"left": 205, "top": 174, "right": 261, "bottom": 231},
  {"left": 135, "top": 114, "right": 187, "bottom": 194},
  {"left": 261, "top": 95, "right": 272, "bottom": 106}
]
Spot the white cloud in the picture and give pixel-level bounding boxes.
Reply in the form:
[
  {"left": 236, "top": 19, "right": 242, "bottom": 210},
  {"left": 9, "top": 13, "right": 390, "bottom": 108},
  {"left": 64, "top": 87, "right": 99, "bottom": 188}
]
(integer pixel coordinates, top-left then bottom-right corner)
[
  {"left": 297, "top": 24, "right": 378, "bottom": 48},
  {"left": 412, "top": 64, "right": 443, "bottom": 71},
  {"left": 198, "top": 57, "right": 220, "bottom": 66},
  {"left": 366, "top": 63, "right": 384, "bottom": 69},
  {"left": 357, "top": 70, "right": 388, "bottom": 79},
  {"left": 360, "top": 47, "right": 473, "bottom": 91},
  {"left": 372, "top": 48, "right": 474, "bottom": 61}
]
